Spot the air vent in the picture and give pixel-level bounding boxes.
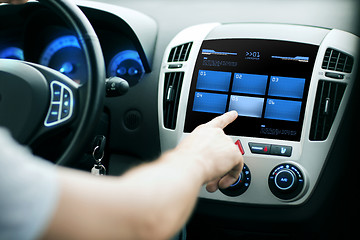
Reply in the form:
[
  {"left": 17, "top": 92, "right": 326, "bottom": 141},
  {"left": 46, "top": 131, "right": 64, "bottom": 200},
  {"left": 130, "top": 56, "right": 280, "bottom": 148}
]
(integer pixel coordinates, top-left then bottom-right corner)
[
  {"left": 310, "top": 80, "right": 346, "bottom": 141},
  {"left": 168, "top": 42, "right": 193, "bottom": 62},
  {"left": 322, "top": 48, "right": 354, "bottom": 73},
  {"left": 163, "top": 72, "right": 184, "bottom": 129}
]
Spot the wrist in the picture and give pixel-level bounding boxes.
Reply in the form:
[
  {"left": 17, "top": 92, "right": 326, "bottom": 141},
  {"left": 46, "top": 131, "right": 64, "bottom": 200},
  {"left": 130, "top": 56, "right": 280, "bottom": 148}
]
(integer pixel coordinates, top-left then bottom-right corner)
[{"left": 162, "top": 147, "right": 209, "bottom": 186}]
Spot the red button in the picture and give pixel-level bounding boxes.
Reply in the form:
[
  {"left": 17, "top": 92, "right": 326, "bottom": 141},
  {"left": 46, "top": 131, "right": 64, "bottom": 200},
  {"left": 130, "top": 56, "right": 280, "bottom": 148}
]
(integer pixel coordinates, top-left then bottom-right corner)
[{"left": 235, "top": 140, "right": 245, "bottom": 155}]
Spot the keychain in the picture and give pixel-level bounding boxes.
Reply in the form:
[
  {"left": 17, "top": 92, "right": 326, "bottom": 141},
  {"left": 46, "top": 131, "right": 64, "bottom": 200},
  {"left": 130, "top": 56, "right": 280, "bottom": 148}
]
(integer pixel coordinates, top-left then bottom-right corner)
[{"left": 91, "top": 140, "right": 106, "bottom": 175}]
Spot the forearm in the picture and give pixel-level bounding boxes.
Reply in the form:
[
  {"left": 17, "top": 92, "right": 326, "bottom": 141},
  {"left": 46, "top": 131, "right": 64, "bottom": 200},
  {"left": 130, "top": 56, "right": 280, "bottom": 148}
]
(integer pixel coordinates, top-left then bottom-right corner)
[
  {"left": 115, "top": 149, "right": 206, "bottom": 239},
  {"left": 43, "top": 150, "right": 206, "bottom": 240},
  {"left": 42, "top": 111, "right": 242, "bottom": 240}
]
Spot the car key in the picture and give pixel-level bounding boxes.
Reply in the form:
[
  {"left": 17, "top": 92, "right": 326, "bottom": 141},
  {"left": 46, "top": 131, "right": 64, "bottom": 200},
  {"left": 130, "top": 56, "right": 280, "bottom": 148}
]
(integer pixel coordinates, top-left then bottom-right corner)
[
  {"left": 91, "top": 141, "right": 107, "bottom": 176},
  {"left": 91, "top": 163, "right": 106, "bottom": 175}
]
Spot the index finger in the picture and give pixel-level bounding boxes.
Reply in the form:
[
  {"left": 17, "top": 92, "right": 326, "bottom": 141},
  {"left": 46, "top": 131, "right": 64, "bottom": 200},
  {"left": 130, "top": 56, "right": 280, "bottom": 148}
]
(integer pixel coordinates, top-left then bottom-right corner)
[{"left": 204, "top": 110, "right": 238, "bottom": 129}]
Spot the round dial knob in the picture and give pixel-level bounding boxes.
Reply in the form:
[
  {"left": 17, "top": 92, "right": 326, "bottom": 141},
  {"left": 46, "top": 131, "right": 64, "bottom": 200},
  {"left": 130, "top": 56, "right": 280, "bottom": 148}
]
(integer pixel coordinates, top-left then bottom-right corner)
[
  {"left": 220, "top": 163, "right": 251, "bottom": 197},
  {"left": 274, "top": 169, "right": 297, "bottom": 190},
  {"left": 268, "top": 163, "right": 305, "bottom": 200}
]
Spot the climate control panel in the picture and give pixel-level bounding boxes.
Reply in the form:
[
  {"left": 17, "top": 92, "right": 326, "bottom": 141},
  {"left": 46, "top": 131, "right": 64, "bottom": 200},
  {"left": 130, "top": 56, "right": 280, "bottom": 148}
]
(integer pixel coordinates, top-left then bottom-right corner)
[{"left": 219, "top": 152, "right": 306, "bottom": 201}]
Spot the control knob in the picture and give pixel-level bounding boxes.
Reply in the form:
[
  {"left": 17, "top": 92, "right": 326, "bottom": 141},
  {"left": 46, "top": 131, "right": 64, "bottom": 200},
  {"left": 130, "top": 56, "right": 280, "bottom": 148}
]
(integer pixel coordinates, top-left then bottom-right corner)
[
  {"left": 220, "top": 163, "right": 251, "bottom": 197},
  {"left": 268, "top": 163, "right": 305, "bottom": 200}
]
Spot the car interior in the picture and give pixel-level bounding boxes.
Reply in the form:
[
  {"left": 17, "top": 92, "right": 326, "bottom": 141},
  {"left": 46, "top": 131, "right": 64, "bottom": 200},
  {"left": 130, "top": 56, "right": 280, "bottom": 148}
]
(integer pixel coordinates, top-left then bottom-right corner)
[{"left": 0, "top": 0, "right": 359, "bottom": 239}]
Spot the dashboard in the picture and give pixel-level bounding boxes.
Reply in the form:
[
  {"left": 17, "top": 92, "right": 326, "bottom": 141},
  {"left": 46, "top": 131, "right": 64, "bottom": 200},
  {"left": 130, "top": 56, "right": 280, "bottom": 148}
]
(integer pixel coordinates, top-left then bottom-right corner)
[{"left": 1, "top": 0, "right": 359, "bottom": 238}]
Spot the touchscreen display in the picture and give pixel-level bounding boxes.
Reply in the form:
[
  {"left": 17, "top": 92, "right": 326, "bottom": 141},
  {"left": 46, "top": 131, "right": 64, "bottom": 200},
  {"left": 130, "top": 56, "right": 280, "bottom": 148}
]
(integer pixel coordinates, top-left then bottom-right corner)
[{"left": 184, "top": 39, "right": 318, "bottom": 141}]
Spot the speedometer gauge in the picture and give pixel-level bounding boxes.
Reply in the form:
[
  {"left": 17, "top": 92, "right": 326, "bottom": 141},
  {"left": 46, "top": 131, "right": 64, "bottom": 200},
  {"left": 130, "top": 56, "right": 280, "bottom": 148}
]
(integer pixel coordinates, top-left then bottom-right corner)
[
  {"left": 107, "top": 50, "right": 144, "bottom": 87},
  {"left": 0, "top": 47, "right": 24, "bottom": 60},
  {"left": 40, "top": 35, "right": 87, "bottom": 84}
]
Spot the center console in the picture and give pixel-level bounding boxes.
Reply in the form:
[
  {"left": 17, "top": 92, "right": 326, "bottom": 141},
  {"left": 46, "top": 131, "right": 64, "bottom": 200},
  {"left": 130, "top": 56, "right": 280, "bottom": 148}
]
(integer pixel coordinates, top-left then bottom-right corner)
[{"left": 158, "top": 23, "right": 359, "bottom": 205}]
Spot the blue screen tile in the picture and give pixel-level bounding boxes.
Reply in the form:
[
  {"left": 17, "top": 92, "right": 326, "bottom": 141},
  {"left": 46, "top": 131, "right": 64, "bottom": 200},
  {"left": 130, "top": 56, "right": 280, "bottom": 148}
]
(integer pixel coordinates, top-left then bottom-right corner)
[
  {"left": 196, "top": 70, "right": 231, "bottom": 92},
  {"left": 232, "top": 73, "right": 268, "bottom": 95},
  {"left": 193, "top": 92, "right": 228, "bottom": 114},
  {"left": 264, "top": 98, "right": 302, "bottom": 122},
  {"left": 229, "top": 95, "right": 264, "bottom": 118},
  {"left": 268, "top": 76, "right": 305, "bottom": 99}
]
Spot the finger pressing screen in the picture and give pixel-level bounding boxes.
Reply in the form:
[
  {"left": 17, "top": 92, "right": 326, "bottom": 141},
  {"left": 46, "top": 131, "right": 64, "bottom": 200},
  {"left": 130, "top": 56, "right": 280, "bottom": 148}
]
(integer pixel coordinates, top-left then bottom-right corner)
[{"left": 203, "top": 110, "right": 238, "bottom": 129}]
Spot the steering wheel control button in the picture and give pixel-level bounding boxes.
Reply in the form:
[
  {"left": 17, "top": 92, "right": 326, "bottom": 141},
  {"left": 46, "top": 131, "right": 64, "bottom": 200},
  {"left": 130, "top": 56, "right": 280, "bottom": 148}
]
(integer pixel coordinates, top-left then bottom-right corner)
[
  {"left": 248, "top": 142, "right": 270, "bottom": 154},
  {"left": 52, "top": 84, "right": 61, "bottom": 101},
  {"left": 270, "top": 145, "right": 292, "bottom": 157},
  {"left": 47, "top": 104, "right": 60, "bottom": 124},
  {"left": 220, "top": 163, "right": 251, "bottom": 197},
  {"left": 45, "top": 81, "right": 74, "bottom": 127},
  {"left": 235, "top": 139, "right": 245, "bottom": 155},
  {"left": 268, "top": 163, "right": 305, "bottom": 200}
]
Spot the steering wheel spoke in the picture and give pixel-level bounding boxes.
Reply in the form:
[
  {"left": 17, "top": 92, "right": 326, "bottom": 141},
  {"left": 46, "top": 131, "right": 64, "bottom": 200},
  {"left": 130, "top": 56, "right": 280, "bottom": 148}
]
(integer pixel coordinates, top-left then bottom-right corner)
[
  {"left": 25, "top": 61, "right": 80, "bottom": 128},
  {"left": 0, "top": 59, "right": 78, "bottom": 145}
]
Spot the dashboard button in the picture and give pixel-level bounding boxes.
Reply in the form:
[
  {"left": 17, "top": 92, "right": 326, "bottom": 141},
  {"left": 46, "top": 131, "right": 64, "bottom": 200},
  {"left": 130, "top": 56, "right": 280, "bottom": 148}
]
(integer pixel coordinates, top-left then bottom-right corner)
[
  {"left": 270, "top": 145, "right": 292, "bottom": 157},
  {"left": 274, "top": 169, "right": 296, "bottom": 190},
  {"left": 325, "top": 72, "right": 344, "bottom": 79},
  {"left": 248, "top": 142, "right": 270, "bottom": 154},
  {"left": 168, "top": 63, "right": 183, "bottom": 69}
]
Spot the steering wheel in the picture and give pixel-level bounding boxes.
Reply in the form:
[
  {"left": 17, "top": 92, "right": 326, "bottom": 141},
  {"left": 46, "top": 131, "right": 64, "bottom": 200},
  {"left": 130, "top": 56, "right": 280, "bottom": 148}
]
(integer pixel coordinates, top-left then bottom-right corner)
[{"left": 0, "top": 0, "right": 105, "bottom": 166}]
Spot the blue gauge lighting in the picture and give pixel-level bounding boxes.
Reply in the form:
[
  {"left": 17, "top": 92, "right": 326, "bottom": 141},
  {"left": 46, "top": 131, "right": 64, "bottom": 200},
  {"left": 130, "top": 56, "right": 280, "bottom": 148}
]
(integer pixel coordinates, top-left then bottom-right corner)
[
  {"left": 39, "top": 35, "right": 86, "bottom": 84},
  {"left": 107, "top": 50, "right": 145, "bottom": 87},
  {"left": 40, "top": 35, "right": 80, "bottom": 66},
  {"left": 59, "top": 62, "right": 74, "bottom": 74},
  {"left": 0, "top": 47, "right": 24, "bottom": 60}
]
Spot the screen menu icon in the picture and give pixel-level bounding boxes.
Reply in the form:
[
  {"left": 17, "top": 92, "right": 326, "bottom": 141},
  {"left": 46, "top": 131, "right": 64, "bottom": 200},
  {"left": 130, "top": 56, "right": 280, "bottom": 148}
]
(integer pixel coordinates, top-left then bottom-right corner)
[{"left": 193, "top": 70, "right": 305, "bottom": 123}]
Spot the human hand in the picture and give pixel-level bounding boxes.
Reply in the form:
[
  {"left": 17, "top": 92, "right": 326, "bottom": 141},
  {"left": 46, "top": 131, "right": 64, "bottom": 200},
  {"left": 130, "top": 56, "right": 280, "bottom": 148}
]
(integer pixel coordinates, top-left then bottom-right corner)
[{"left": 175, "top": 111, "right": 243, "bottom": 192}]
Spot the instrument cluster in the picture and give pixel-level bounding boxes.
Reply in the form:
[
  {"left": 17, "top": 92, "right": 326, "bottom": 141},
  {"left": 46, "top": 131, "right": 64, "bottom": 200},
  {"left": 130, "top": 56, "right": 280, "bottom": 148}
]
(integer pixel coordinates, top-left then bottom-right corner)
[{"left": 0, "top": 7, "right": 146, "bottom": 86}]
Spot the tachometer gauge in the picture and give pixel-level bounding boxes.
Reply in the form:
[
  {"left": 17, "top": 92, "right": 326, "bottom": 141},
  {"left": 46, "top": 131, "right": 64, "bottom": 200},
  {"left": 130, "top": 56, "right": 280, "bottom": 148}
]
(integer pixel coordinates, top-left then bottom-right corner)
[
  {"left": 40, "top": 35, "right": 87, "bottom": 84},
  {"left": 0, "top": 47, "right": 24, "bottom": 60},
  {"left": 107, "top": 50, "right": 145, "bottom": 87}
]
